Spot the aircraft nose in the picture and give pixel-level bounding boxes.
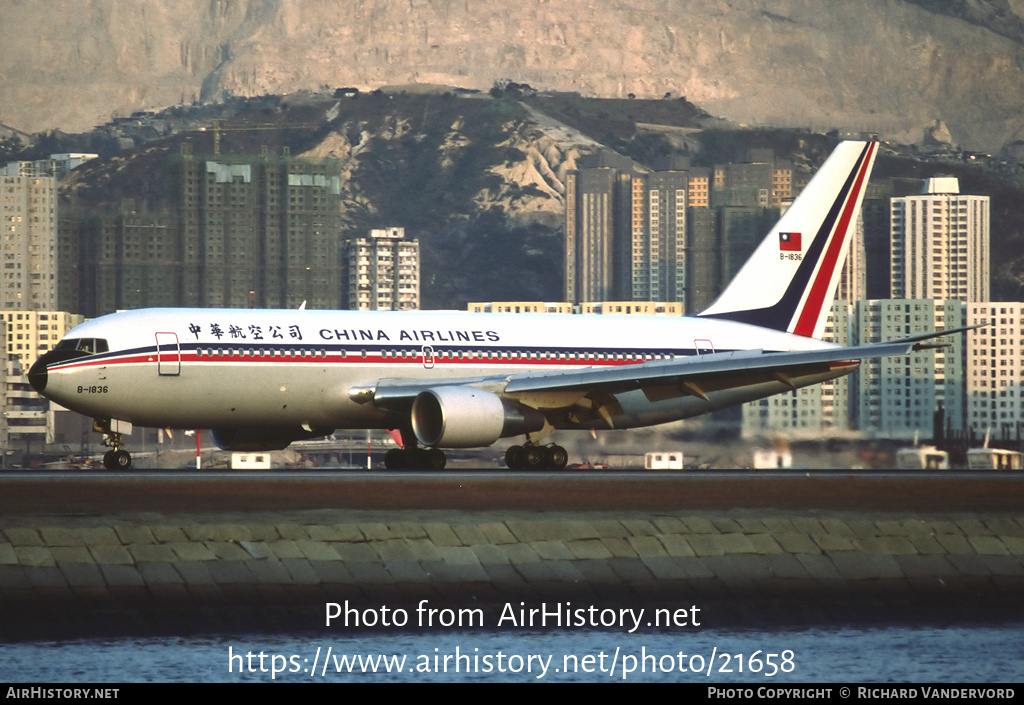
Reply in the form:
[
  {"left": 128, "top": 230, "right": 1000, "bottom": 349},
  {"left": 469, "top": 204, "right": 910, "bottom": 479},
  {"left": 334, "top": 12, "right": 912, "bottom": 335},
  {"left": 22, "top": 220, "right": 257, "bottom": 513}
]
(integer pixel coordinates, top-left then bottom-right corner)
[{"left": 28, "top": 354, "right": 49, "bottom": 394}]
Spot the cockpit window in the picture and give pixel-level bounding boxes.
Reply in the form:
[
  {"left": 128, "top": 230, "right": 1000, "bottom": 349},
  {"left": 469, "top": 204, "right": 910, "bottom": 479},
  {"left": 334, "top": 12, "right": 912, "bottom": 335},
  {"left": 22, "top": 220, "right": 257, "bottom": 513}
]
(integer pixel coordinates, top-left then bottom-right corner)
[{"left": 54, "top": 338, "right": 109, "bottom": 354}]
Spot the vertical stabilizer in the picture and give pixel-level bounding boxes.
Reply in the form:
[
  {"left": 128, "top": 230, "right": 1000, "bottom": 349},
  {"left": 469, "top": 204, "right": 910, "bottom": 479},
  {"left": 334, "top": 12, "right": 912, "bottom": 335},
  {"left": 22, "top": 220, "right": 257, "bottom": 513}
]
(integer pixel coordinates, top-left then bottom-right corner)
[{"left": 698, "top": 141, "right": 877, "bottom": 339}]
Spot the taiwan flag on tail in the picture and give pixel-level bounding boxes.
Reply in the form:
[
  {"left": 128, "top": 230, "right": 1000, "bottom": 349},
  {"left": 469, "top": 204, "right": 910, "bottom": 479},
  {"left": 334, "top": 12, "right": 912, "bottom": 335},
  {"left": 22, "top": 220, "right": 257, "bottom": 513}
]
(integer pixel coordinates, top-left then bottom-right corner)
[{"left": 779, "top": 232, "right": 802, "bottom": 252}]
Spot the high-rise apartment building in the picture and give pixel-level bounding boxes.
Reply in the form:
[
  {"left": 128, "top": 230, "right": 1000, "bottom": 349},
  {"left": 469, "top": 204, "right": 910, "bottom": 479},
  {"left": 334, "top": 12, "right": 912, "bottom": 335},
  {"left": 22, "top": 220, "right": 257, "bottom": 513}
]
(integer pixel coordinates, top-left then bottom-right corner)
[
  {"left": 564, "top": 148, "right": 796, "bottom": 311},
  {"left": 884, "top": 177, "right": 992, "bottom": 439},
  {"left": 1, "top": 171, "right": 57, "bottom": 311},
  {"left": 565, "top": 152, "right": 693, "bottom": 306},
  {"left": 741, "top": 301, "right": 854, "bottom": 438},
  {"left": 855, "top": 299, "right": 965, "bottom": 438},
  {"left": 345, "top": 227, "right": 420, "bottom": 311},
  {"left": 64, "top": 152, "right": 346, "bottom": 316},
  {"left": 4, "top": 155, "right": 97, "bottom": 179},
  {"left": 1, "top": 310, "right": 85, "bottom": 371},
  {"left": 860, "top": 180, "right": 895, "bottom": 300},
  {"left": 564, "top": 152, "right": 639, "bottom": 303},
  {"left": 0, "top": 310, "right": 84, "bottom": 454},
  {"left": 174, "top": 154, "right": 343, "bottom": 310},
  {"left": 890, "top": 178, "right": 989, "bottom": 303},
  {"left": 966, "top": 303, "right": 1024, "bottom": 439},
  {"left": 686, "top": 169, "right": 711, "bottom": 208},
  {"left": 684, "top": 206, "right": 718, "bottom": 313},
  {"left": 634, "top": 157, "right": 689, "bottom": 303}
]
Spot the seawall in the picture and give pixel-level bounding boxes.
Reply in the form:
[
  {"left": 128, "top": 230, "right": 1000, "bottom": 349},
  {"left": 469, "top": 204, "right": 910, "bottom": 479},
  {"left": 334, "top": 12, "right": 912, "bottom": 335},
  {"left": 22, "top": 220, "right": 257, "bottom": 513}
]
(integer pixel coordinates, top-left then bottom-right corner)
[{"left": 3, "top": 497, "right": 1022, "bottom": 638}]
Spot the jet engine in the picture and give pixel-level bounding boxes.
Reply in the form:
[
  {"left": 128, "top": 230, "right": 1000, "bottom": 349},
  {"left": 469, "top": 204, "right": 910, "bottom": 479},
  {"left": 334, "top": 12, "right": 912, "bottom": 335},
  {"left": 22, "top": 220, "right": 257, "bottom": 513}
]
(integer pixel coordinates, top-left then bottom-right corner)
[
  {"left": 411, "top": 386, "right": 545, "bottom": 448},
  {"left": 210, "top": 426, "right": 334, "bottom": 452}
]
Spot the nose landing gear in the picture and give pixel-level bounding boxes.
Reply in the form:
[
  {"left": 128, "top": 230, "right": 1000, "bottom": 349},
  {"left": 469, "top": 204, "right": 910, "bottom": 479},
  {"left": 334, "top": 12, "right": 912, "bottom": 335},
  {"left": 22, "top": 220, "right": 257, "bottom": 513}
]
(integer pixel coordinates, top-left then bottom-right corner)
[
  {"left": 103, "top": 447, "right": 132, "bottom": 470},
  {"left": 94, "top": 419, "right": 133, "bottom": 470}
]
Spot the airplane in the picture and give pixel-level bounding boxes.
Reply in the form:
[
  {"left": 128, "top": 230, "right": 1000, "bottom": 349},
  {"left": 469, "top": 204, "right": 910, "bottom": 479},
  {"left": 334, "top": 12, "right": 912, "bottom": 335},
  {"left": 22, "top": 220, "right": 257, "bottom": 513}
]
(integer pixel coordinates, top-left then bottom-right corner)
[{"left": 28, "top": 141, "right": 963, "bottom": 470}]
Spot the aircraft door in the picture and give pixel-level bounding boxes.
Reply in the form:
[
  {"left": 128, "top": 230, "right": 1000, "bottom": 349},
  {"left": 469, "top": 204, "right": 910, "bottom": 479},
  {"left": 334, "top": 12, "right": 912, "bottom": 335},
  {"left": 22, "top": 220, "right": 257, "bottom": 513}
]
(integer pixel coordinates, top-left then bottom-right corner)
[
  {"left": 421, "top": 345, "right": 435, "bottom": 369},
  {"left": 155, "top": 332, "right": 181, "bottom": 376},
  {"left": 694, "top": 339, "right": 715, "bottom": 355}
]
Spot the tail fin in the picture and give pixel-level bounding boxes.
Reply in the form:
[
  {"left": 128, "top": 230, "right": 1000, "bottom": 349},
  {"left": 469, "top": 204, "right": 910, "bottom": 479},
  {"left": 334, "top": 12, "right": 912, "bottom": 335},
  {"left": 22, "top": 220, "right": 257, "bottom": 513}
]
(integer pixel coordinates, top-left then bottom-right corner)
[{"left": 697, "top": 141, "right": 877, "bottom": 339}]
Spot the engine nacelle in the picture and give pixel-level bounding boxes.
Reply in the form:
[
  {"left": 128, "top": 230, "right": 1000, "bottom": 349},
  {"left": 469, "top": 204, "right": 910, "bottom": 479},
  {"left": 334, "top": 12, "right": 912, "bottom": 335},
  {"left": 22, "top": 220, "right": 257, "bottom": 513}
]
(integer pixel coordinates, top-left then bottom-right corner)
[
  {"left": 411, "top": 386, "right": 545, "bottom": 448},
  {"left": 411, "top": 385, "right": 548, "bottom": 446},
  {"left": 210, "top": 426, "right": 334, "bottom": 452}
]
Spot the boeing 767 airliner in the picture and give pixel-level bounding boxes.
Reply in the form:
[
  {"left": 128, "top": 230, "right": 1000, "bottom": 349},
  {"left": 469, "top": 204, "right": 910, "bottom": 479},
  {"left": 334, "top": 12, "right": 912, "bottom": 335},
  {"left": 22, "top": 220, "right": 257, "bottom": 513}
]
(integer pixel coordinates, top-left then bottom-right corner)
[{"left": 29, "top": 141, "right": 963, "bottom": 469}]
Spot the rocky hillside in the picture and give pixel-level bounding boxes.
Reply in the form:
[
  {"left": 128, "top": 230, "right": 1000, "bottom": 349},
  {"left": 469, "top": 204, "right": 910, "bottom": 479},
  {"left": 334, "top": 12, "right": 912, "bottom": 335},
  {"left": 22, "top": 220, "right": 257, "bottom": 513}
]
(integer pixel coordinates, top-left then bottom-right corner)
[
  {"left": 53, "top": 92, "right": 1024, "bottom": 309},
  {"left": 5, "top": 0, "right": 1024, "bottom": 152}
]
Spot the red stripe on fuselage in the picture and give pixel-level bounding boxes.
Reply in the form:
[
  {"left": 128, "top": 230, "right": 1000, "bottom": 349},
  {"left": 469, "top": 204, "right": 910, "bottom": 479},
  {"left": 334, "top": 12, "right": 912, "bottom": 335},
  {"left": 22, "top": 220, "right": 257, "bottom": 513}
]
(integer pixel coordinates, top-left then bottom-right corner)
[
  {"left": 48, "top": 350, "right": 655, "bottom": 372},
  {"left": 792, "top": 142, "right": 876, "bottom": 337}
]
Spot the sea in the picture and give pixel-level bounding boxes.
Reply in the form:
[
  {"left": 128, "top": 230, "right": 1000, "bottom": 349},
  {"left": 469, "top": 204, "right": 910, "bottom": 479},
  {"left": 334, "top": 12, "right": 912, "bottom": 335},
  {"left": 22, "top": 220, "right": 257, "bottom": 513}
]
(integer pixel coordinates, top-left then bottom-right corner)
[{"left": 2, "top": 622, "right": 1022, "bottom": 684}]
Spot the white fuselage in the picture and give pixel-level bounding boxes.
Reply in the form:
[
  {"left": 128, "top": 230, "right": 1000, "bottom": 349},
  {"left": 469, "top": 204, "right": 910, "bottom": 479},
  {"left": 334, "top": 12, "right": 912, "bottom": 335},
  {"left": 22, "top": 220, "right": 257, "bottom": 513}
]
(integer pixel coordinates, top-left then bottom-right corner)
[{"left": 39, "top": 307, "right": 841, "bottom": 433}]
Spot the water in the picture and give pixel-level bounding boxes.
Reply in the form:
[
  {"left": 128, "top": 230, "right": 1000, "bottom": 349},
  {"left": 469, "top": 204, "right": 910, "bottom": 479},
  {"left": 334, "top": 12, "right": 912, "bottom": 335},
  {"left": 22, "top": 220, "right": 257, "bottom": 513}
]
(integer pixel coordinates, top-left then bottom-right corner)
[{"left": 3, "top": 624, "right": 1021, "bottom": 683}]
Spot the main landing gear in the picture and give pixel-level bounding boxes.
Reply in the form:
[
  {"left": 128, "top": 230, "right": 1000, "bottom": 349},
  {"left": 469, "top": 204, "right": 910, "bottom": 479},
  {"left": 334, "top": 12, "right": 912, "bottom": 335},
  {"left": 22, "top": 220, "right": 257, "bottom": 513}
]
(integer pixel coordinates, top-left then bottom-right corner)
[
  {"left": 384, "top": 446, "right": 446, "bottom": 470},
  {"left": 504, "top": 442, "right": 568, "bottom": 470},
  {"left": 384, "top": 428, "right": 446, "bottom": 469},
  {"left": 95, "top": 419, "right": 132, "bottom": 470}
]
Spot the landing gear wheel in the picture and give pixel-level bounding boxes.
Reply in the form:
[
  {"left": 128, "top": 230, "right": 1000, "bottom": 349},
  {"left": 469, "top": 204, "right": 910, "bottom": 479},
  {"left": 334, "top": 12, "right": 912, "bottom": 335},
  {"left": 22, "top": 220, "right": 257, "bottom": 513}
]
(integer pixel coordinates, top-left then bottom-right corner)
[
  {"left": 505, "top": 443, "right": 569, "bottom": 470},
  {"left": 384, "top": 448, "right": 406, "bottom": 470},
  {"left": 546, "top": 445, "right": 568, "bottom": 470},
  {"left": 103, "top": 449, "right": 132, "bottom": 470},
  {"left": 95, "top": 420, "right": 132, "bottom": 470},
  {"left": 505, "top": 445, "right": 525, "bottom": 469},
  {"left": 425, "top": 448, "right": 447, "bottom": 470},
  {"left": 523, "top": 445, "right": 546, "bottom": 469}
]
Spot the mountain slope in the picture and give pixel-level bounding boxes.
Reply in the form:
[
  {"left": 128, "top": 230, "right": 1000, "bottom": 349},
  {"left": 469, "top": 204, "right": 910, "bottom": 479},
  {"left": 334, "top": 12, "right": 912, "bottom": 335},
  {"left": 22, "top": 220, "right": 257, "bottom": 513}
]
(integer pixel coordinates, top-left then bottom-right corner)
[{"left": 4, "top": 0, "right": 1024, "bottom": 151}]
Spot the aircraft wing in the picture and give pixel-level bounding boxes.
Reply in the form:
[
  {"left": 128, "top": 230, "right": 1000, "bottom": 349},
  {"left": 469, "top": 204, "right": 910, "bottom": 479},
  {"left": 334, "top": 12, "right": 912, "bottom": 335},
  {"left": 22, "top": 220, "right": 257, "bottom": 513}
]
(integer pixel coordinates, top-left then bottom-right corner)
[{"left": 365, "top": 327, "right": 972, "bottom": 411}]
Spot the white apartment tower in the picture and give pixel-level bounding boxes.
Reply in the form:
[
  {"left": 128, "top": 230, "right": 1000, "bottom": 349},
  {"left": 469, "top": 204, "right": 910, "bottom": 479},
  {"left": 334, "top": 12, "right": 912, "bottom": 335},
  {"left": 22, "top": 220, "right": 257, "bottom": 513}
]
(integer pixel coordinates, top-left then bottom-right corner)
[
  {"left": 741, "top": 300, "right": 854, "bottom": 437},
  {"left": 346, "top": 227, "right": 420, "bottom": 311},
  {"left": 890, "top": 177, "right": 989, "bottom": 303},
  {"left": 636, "top": 168, "right": 688, "bottom": 303},
  {"left": 855, "top": 299, "right": 965, "bottom": 438},
  {"left": 966, "top": 303, "right": 1024, "bottom": 440},
  {"left": 1, "top": 170, "right": 58, "bottom": 310}
]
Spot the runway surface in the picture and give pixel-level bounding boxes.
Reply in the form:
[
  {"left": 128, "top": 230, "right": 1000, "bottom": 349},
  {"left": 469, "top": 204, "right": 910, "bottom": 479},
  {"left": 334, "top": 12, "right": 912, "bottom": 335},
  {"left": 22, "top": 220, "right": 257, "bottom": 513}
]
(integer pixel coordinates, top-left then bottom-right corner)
[{"left": 2, "top": 471, "right": 1021, "bottom": 514}]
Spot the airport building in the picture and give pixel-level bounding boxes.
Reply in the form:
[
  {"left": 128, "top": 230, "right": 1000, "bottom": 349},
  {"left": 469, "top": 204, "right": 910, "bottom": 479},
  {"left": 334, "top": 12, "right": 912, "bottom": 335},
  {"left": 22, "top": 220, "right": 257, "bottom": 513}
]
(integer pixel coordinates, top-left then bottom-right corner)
[
  {"left": 577, "top": 301, "right": 682, "bottom": 315},
  {"left": 467, "top": 301, "right": 680, "bottom": 315},
  {"left": 344, "top": 227, "right": 420, "bottom": 311},
  {"left": 468, "top": 302, "right": 573, "bottom": 314}
]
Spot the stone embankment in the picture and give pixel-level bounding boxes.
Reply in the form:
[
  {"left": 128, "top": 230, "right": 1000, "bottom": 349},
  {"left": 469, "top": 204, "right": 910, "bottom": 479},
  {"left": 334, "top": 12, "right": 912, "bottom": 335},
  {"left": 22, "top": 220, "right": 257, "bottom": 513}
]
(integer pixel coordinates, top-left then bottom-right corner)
[{"left": 2, "top": 507, "right": 1022, "bottom": 637}]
